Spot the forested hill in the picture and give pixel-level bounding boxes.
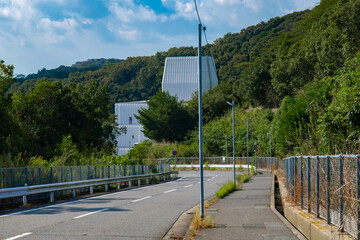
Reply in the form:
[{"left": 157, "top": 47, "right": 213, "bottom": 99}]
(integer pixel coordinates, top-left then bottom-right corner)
[{"left": 11, "top": 0, "right": 360, "bottom": 111}]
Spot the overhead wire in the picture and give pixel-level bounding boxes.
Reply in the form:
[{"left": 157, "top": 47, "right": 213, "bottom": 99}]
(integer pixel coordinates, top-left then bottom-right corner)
[{"left": 193, "top": 0, "right": 209, "bottom": 45}]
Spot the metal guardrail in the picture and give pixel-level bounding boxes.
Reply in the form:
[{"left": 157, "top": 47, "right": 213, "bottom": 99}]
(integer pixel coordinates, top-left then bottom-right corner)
[
  {"left": 280, "top": 155, "right": 359, "bottom": 239},
  {"left": 0, "top": 171, "right": 178, "bottom": 206}
]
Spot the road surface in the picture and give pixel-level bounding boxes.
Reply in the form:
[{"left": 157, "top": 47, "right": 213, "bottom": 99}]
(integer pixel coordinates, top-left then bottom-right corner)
[{"left": 0, "top": 171, "right": 234, "bottom": 240}]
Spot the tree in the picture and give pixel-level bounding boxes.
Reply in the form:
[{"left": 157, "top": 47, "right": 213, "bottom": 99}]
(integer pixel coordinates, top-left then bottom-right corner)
[
  {"left": 0, "top": 60, "right": 18, "bottom": 154},
  {"left": 135, "top": 91, "right": 194, "bottom": 142}
]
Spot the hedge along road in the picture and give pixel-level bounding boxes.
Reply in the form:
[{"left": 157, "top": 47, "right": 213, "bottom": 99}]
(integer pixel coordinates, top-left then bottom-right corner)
[{"left": 0, "top": 171, "right": 233, "bottom": 240}]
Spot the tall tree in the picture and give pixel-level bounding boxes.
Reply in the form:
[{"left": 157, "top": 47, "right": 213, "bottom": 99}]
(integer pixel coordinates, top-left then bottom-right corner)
[{"left": 135, "top": 91, "right": 194, "bottom": 142}]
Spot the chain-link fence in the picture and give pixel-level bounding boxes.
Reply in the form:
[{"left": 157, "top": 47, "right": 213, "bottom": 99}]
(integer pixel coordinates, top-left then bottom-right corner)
[
  {"left": 0, "top": 163, "right": 171, "bottom": 189},
  {"left": 280, "top": 155, "right": 360, "bottom": 239}
]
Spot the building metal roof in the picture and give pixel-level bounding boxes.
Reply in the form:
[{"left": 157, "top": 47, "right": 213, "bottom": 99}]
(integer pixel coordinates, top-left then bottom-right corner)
[{"left": 162, "top": 56, "right": 218, "bottom": 101}]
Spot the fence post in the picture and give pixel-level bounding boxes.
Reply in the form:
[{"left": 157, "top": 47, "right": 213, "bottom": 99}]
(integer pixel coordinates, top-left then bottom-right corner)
[
  {"left": 339, "top": 155, "right": 344, "bottom": 232},
  {"left": 61, "top": 167, "right": 63, "bottom": 182},
  {"left": 95, "top": 166, "right": 97, "bottom": 179},
  {"left": 307, "top": 156, "right": 311, "bottom": 213},
  {"left": 70, "top": 167, "right": 73, "bottom": 182},
  {"left": 326, "top": 156, "right": 331, "bottom": 224},
  {"left": 50, "top": 167, "right": 53, "bottom": 183},
  {"left": 25, "top": 168, "right": 28, "bottom": 186},
  {"left": 316, "top": 156, "right": 320, "bottom": 218},
  {"left": 293, "top": 157, "right": 296, "bottom": 203},
  {"left": 300, "top": 156, "right": 303, "bottom": 209},
  {"left": 38, "top": 167, "right": 41, "bottom": 185},
  {"left": 10, "top": 168, "right": 14, "bottom": 188},
  {"left": 357, "top": 155, "right": 360, "bottom": 240},
  {"left": 102, "top": 166, "right": 104, "bottom": 178},
  {"left": 87, "top": 165, "right": 90, "bottom": 180}
]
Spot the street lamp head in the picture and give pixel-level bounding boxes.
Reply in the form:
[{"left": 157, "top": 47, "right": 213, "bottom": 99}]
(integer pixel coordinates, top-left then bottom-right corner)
[{"left": 226, "top": 101, "right": 232, "bottom": 106}]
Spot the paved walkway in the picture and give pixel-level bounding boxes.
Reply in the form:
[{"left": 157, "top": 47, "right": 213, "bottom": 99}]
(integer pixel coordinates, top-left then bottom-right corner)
[{"left": 194, "top": 172, "right": 299, "bottom": 240}]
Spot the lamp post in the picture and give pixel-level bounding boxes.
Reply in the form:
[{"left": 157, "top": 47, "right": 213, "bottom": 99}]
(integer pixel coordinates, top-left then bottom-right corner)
[
  {"left": 247, "top": 120, "right": 249, "bottom": 175},
  {"left": 227, "top": 100, "right": 236, "bottom": 185},
  {"left": 198, "top": 23, "right": 204, "bottom": 219},
  {"left": 268, "top": 132, "right": 272, "bottom": 171}
]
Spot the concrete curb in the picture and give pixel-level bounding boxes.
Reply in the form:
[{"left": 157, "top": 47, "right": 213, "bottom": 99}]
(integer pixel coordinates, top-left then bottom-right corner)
[
  {"left": 270, "top": 174, "right": 307, "bottom": 240},
  {"left": 162, "top": 196, "right": 217, "bottom": 240}
]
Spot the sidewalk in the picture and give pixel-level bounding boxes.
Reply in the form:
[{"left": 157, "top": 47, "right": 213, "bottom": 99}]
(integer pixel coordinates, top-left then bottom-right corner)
[{"left": 193, "top": 172, "right": 300, "bottom": 240}]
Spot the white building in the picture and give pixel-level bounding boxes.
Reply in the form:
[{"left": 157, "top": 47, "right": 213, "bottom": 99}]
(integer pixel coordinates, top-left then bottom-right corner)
[
  {"left": 114, "top": 101, "right": 149, "bottom": 155},
  {"left": 162, "top": 56, "right": 218, "bottom": 101},
  {"left": 115, "top": 56, "right": 219, "bottom": 155}
]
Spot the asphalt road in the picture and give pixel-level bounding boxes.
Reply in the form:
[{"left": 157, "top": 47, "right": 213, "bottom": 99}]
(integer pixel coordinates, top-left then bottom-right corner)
[{"left": 0, "top": 171, "right": 234, "bottom": 240}]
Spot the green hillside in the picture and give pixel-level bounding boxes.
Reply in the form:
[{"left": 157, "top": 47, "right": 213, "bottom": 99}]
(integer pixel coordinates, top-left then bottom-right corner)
[{"left": 2, "top": 0, "right": 360, "bottom": 166}]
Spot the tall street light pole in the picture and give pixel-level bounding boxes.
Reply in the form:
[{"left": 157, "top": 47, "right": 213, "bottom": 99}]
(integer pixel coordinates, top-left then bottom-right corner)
[
  {"left": 247, "top": 120, "right": 249, "bottom": 175},
  {"left": 198, "top": 23, "right": 204, "bottom": 219},
  {"left": 269, "top": 132, "right": 272, "bottom": 171},
  {"left": 227, "top": 100, "right": 236, "bottom": 185}
]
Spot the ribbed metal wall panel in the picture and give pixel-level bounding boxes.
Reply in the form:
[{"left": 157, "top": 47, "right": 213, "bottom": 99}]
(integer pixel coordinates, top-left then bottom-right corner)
[
  {"left": 114, "top": 101, "right": 148, "bottom": 125},
  {"left": 162, "top": 56, "right": 218, "bottom": 101},
  {"left": 114, "top": 102, "right": 148, "bottom": 155},
  {"left": 116, "top": 125, "right": 148, "bottom": 148}
]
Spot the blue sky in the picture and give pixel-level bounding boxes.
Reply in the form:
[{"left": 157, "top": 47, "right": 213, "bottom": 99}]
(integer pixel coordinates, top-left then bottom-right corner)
[{"left": 0, "top": 0, "right": 319, "bottom": 75}]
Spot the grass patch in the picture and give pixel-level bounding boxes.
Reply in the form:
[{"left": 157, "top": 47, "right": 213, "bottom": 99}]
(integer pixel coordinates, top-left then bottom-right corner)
[
  {"left": 216, "top": 181, "right": 236, "bottom": 198},
  {"left": 236, "top": 174, "right": 252, "bottom": 184}
]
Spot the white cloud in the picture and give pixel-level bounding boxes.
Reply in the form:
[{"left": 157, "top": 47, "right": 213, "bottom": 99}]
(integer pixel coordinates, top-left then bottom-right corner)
[
  {"left": 38, "top": 18, "right": 79, "bottom": 31},
  {"left": 109, "top": 0, "right": 162, "bottom": 23}
]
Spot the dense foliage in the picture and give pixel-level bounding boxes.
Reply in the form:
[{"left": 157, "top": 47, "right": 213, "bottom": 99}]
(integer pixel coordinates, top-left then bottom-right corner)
[
  {"left": 2, "top": 0, "right": 360, "bottom": 166},
  {"left": 135, "top": 91, "right": 195, "bottom": 142}
]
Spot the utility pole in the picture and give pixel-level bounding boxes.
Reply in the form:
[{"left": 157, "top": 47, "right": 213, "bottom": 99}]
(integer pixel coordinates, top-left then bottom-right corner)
[
  {"left": 247, "top": 120, "right": 249, "bottom": 175},
  {"left": 198, "top": 23, "right": 204, "bottom": 219}
]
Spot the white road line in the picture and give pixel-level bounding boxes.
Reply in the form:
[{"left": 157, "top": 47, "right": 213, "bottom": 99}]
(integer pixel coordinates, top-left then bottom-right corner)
[
  {"left": 0, "top": 178, "right": 183, "bottom": 219},
  {"left": 73, "top": 208, "right": 109, "bottom": 219},
  {"left": 163, "top": 189, "right": 177, "bottom": 194},
  {"left": 5, "top": 232, "right": 32, "bottom": 240},
  {"left": 131, "top": 196, "right": 152, "bottom": 203},
  {"left": 211, "top": 177, "right": 215, "bottom": 179},
  {"left": 184, "top": 184, "right": 193, "bottom": 188}
]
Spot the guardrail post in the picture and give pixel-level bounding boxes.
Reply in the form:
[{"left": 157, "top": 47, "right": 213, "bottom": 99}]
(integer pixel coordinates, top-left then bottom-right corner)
[
  {"left": 129, "top": 181, "right": 132, "bottom": 188},
  {"left": 90, "top": 186, "right": 93, "bottom": 195},
  {"left": 307, "top": 156, "right": 311, "bottom": 213},
  {"left": 357, "top": 155, "right": 360, "bottom": 240},
  {"left": 72, "top": 189, "right": 76, "bottom": 198},
  {"left": 23, "top": 183, "right": 27, "bottom": 206},
  {"left": 316, "top": 156, "right": 320, "bottom": 218},
  {"left": 117, "top": 182, "right": 121, "bottom": 190},
  {"left": 23, "top": 195, "right": 27, "bottom": 206},
  {"left": 300, "top": 156, "right": 303, "bottom": 209},
  {"left": 146, "top": 178, "right": 149, "bottom": 185},
  {"left": 105, "top": 184, "right": 108, "bottom": 192},
  {"left": 138, "top": 180, "right": 141, "bottom": 186},
  {"left": 339, "top": 155, "right": 344, "bottom": 232},
  {"left": 50, "top": 192, "right": 54, "bottom": 202},
  {"left": 326, "top": 156, "right": 331, "bottom": 224}
]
